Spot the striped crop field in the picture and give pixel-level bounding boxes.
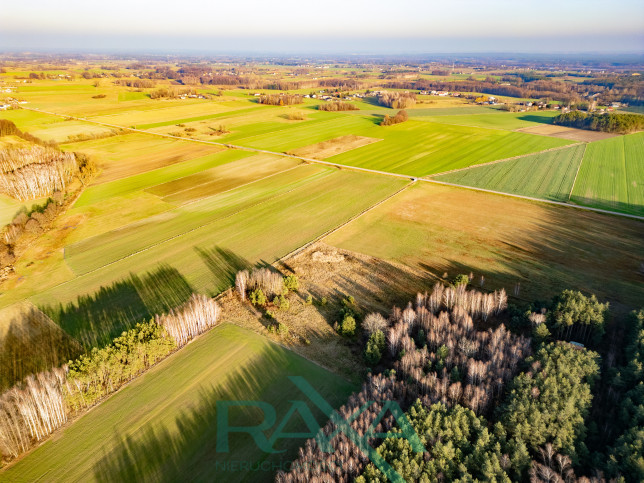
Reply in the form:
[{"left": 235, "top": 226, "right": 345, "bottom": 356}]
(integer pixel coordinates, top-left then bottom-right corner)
[
  {"left": 433, "top": 144, "right": 586, "bottom": 201},
  {"left": 571, "top": 132, "right": 644, "bottom": 216}
]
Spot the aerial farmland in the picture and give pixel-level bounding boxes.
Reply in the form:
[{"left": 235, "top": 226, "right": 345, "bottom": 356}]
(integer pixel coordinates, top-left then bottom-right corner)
[{"left": 0, "top": 46, "right": 643, "bottom": 483}]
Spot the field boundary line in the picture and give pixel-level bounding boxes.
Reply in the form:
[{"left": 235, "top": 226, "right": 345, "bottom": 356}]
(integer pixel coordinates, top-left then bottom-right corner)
[
  {"left": 425, "top": 178, "right": 644, "bottom": 221},
  {"left": 567, "top": 143, "right": 587, "bottom": 201},
  {"left": 23, "top": 107, "right": 642, "bottom": 221},
  {"left": 278, "top": 180, "right": 416, "bottom": 262},
  {"left": 425, "top": 142, "right": 584, "bottom": 178}
]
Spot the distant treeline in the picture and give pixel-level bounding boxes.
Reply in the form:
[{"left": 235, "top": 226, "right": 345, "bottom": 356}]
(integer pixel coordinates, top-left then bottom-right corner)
[
  {"left": 378, "top": 91, "right": 416, "bottom": 109},
  {"left": 114, "top": 79, "right": 156, "bottom": 88},
  {"left": 318, "top": 101, "right": 359, "bottom": 111},
  {"left": 257, "top": 94, "right": 303, "bottom": 106},
  {"left": 553, "top": 111, "right": 644, "bottom": 134}
]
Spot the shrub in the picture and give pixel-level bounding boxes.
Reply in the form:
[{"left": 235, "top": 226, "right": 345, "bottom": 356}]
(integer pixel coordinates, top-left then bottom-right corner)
[
  {"left": 283, "top": 274, "right": 299, "bottom": 292},
  {"left": 365, "top": 330, "right": 385, "bottom": 365},
  {"left": 273, "top": 295, "right": 290, "bottom": 311},
  {"left": 277, "top": 323, "right": 289, "bottom": 336},
  {"left": 452, "top": 274, "right": 470, "bottom": 287},
  {"left": 340, "top": 315, "right": 356, "bottom": 336},
  {"left": 249, "top": 289, "right": 267, "bottom": 306},
  {"left": 305, "top": 295, "right": 313, "bottom": 305}
]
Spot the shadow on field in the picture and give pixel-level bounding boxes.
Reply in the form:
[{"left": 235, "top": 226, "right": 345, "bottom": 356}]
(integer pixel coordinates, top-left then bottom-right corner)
[
  {"left": 517, "top": 114, "right": 555, "bottom": 125},
  {"left": 195, "top": 246, "right": 252, "bottom": 296},
  {"left": 40, "top": 264, "right": 194, "bottom": 350},
  {"left": 569, "top": 195, "right": 643, "bottom": 218},
  {"left": 92, "top": 346, "right": 332, "bottom": 483},
  {"left": 0, "top": 306, "right": 82, "bottom": 390}
]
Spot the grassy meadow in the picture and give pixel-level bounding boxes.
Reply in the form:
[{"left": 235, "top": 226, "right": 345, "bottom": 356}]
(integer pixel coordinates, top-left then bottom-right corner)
[
  {"left": 325, "top": 182, "right": 644, "bottom": 314},
  {"left": 0, "top": 323, "right": 356, "bottom": 482}
]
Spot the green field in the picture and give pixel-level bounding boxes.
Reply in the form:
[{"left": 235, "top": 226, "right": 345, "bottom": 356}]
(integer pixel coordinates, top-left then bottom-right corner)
[
  {"left": 0, "top": 323, "right": 356, "bottom": 482},
  {"left": 408, "top": 109, "right": 560, "bottom": 130},
  {"left": 433, "top": 144, "right": 586, "bottom": 201},
  {"left": 7, "top": 167, "right": 406, "bottom": 347},
  {"left": 571, "top": 132, "right": 644, "bottom": 216},
  {"left": 326, "top": 120, "right": 572, "bottom": 176}
]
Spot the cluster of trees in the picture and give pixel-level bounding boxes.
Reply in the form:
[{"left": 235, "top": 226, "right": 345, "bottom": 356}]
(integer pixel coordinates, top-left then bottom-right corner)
[
  {"left": 0, "top": 146, "right": 78, "bottom": 200},
  {"left": 553, "top": 111, "right": 644, "bottom": 134},
  {"left": 149, "top": 86, "right": 196, "bottom": 99},
  {"left": 113, "top": 79, "right": 156, "bottom": 88},
  {"left": 0, "top": 119, "right": 58, "bottom": 149},
  {"left": 0, "top": 195, "right": 65, "bottom": 268},
  {"left": 257, "top": 94, "right": 303, "bottom": 106},
  {"left": 0, "top": 368, "right": 67, "bottom": 459},
  {"left": 547, "top": 290, "right": 608, "bottom": 345},
  {"left": 282, "top": 282, "right": 625, "bottom": 482},
  {"left": 155, "top": 293, "right": 220, "bottom": 347},
  {"left": 0, "top": 293, "right": 221, "bottom": 463},
  {"left": 602, "top": 309, "right": 644, "bottom": 480},
  {"left": 318, "top": 102, "right": 359, "bottom": 111},
  {"left": 498, "top": 342, "right": 600, "bottom": 462},
  {"left": 377, "top": 91, "right": 416, "bottom": 109},
  {"left": 380, "top": 110, "right": 408, "bottom": 126}
]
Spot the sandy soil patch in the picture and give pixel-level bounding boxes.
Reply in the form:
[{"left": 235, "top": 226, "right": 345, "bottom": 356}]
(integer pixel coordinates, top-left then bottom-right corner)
[
  {"left": 517, "top": 124, "right": 619, "bottom": 142},
  {"left": 289, "top": 135, "right": 381, "bottom": 159}
]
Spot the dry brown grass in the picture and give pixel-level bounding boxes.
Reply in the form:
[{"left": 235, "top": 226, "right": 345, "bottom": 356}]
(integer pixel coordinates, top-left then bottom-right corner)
[
  {"left": 289, "top": 135, "right": 381, "bottom": 160},
  {"left": 220, "top": 242, "right": 437, "bottom": 382},
  {"left": 516, "top": 124, "right": 618, "bottom": 142}
]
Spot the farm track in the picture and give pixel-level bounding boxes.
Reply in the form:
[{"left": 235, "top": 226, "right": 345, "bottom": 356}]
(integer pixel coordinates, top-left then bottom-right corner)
[{"left": 26, "top": 107, "right": 644, "bottom": 221}]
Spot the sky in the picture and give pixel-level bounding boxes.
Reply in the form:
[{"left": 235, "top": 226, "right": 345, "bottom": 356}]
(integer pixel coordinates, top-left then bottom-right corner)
[{"left": 1, "top": 0, "right": 643, "bottom": 54}]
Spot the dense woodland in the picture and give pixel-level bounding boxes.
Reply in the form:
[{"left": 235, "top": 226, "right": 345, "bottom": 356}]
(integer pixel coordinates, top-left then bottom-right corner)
[
  {"left": 279, "top": 282, "right": 642, "bottom": 482},
  {"left": 553, "top": 111, "right": 644, "bottom": 133}
]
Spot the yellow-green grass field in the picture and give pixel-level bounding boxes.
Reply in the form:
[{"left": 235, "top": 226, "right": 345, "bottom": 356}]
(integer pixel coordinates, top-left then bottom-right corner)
[
  {"left": 61, "top": 133, "right": 224, "bottom": 183},
  {"left": 0, "top": 323, "right": 356, "bottom": 483},
  {"left": 571, "top": 132, "right": 644, "bottom": 216},
  {"left": 408, "top": 110, "right": 561, "bottom": 131},
  {"left": 433, "top": 144, "right": 586, "bottom": 201},
  {"left": 326, "top": 182, "right": 644, "bottom": 314},
  {"left": 73, "top": 148, "right": 254, "bottom": 207}
]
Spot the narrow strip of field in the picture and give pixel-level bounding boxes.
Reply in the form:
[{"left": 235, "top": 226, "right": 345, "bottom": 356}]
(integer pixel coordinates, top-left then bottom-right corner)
[
  {"left": 62, "top": 133, "right": 224, "bottom": 183},
  {"left": 571, "top": 132, "right": 644, "bottom": 216},
  {"left": 432, "top": 144, "right": 586, "bottom": 201},
  {"left": 146, "top": 153, "right": 301, "bottom": 204},
  {"left": 289, "top": 135, "right": 381, "bottom": 159},
  {"left": 73, "top": 149, "right": 254, "bottom": 207},
  {"left": 0, "top": 323, "right": 356, "bottom": 482}
]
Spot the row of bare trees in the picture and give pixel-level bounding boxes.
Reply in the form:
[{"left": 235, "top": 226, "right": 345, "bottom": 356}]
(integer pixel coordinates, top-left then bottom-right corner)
[
  {"left": 156, "top": 293, "right": 221, "bottom": 347},
  {"left": 258, "top": 94, "right": 303, "bottom": 106},
  {"left": 318, "top": 101, "right": 359, "bottom": 111},
  {"left": 0, "top": 294, "right": 221, "bottom": 462},
  {"left": 235, "top": 267, "right": 284, "bottom": 300},
  {"left": 0, "top": 146, "right": 78, "bottom": 200},
  {"left": 0, "top": 368, "right": 67, "bottom": 459},
  {"left": 277, "top": 373, "right": 403, "bottom": 483},
  {"left": 377, "top": 91, "right": 416, "bottom": 109}
]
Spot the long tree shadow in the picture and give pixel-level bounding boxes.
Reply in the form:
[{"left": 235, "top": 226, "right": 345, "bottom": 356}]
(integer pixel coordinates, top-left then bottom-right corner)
[
  {"left": 195, "top": 246, "right": 253, "bottom": 295},
  {"left": 40, "top": 264, "right": 194, "bottom": 350},
  {"left": 92, "top": 341, "right": 353, "bottom": 483},
  {"left": 0, "top": 305, "right": 82, "bottom": 390}
]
